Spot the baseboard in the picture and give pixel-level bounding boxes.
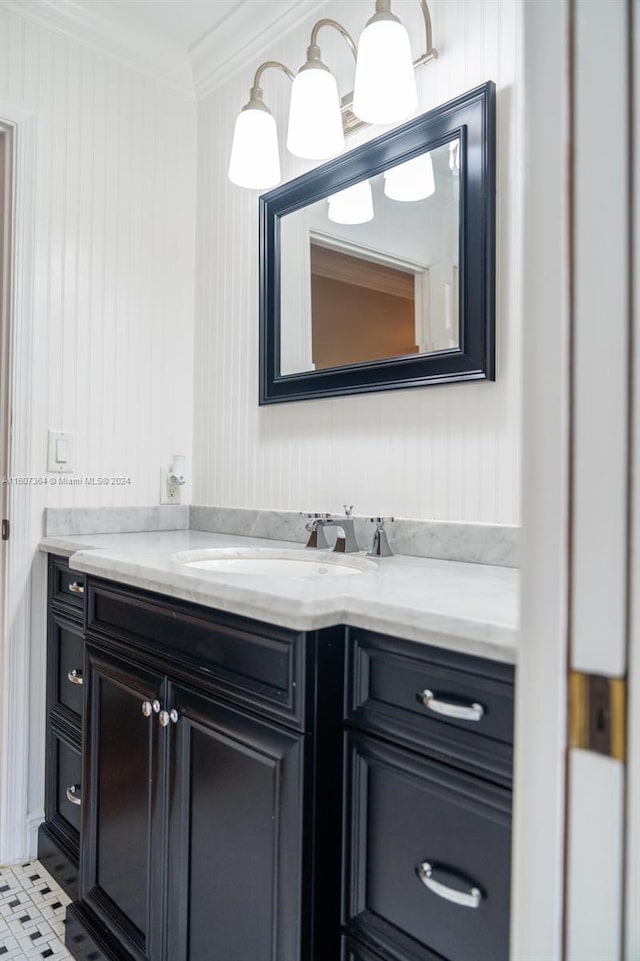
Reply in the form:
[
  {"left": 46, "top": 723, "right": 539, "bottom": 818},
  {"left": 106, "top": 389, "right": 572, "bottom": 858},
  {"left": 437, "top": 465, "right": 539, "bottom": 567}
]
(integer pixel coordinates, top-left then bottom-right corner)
[
  {"left": 65, "top": 901, "right": 137, "bottom": 961},
  {"left": 37, "top": 822, "right": 79, "bottom": 901}
]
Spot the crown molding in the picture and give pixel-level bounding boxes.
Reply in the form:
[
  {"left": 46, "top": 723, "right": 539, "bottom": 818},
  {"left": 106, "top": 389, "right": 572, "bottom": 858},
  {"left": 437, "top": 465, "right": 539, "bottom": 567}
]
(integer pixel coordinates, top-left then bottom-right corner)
[
  {"left": 0, "top": 0, "right": 194, "bottom": 96},
  {"left": 191, "top": 0, "right": 329, "bottom": 101}
]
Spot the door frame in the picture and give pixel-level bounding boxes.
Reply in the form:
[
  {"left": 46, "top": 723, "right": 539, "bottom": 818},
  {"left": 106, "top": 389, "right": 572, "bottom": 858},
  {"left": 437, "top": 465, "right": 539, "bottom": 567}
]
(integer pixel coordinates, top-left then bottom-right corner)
[
  {"left": 511, "top": 0, "right": 571, "bottom": 956},
  {"left": 0, "top": 105, "right": 39, "bottom": 864},
  {"left": 626, "top": 3, "right": 640, "bottom": 954}
]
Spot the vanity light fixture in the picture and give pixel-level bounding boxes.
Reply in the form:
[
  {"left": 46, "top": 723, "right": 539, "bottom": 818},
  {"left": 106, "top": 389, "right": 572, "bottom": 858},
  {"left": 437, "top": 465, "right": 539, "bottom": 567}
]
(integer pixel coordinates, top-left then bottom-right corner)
[
  {"left": 353, "top": 0, "right": 418, "bottom": 125},
  {"left": 228, "top": 61, "right": 294, "bottom": 189},
  {"left": 449, "top": 140, "right": 460, "bottom": 175},
  {"left": 287, "top": 20, "right": 357, "bottom": 160},
  {"left": 384, "top": 151, "right": 435, "bottom": 201},
  {"left": 228, "top": 0, "right": 437, "bottom": 189},
  {"left": 327, "top": 180, "right": 374, "bottom": 224}
]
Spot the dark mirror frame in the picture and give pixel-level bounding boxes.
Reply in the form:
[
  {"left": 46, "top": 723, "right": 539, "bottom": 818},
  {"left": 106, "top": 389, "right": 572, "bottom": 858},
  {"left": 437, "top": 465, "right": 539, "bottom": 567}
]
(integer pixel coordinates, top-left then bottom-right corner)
[{"left": 259, "top": 81, "right": 495, "bottom": 405}]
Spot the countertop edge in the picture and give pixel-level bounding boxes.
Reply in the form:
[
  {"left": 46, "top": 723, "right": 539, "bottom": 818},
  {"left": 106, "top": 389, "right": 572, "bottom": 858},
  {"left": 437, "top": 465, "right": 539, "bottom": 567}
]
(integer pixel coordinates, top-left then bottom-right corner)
[{"left": 40, "top": 535, "right": 518, "bottom": 665}]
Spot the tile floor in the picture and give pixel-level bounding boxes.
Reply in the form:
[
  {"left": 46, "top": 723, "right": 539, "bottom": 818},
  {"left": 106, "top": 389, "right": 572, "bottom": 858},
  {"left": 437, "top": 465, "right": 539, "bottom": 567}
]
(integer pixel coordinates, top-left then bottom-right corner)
[{"left": 0, "top": 861, "right": 71, "bottom": 960}]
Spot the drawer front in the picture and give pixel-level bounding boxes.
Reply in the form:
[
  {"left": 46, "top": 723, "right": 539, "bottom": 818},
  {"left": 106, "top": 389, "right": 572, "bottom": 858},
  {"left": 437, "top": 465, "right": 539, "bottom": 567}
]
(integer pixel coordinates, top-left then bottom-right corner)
[
  {"left": 344, "top": 733, "right": 511, "bottom": 961},
  {"left": 86, "top": 579, "right": 307, "bottom": 730},
  {"left": 347, "top": 630, "right": 514, "bottom": 760},
  {"left": 50, "top": 613, "right": 84, "bottom": 723},
  {"left": 48, "top": 731, "right": 82, "bottom": 840},
  {"left": 50, "top": 555, "right": 86, "bottom": 613}
]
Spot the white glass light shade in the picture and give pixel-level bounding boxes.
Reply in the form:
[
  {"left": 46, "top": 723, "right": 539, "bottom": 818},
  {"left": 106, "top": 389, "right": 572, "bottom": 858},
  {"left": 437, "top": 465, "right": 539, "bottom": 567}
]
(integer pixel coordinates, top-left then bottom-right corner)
[
  {"left": 449, "top": 140, "right": 460, "bottom": 176},
  {"left": 287, "top": 66, "right": 345, "bottom": 160},
  {"left": 384, "top": 153, "right": 435, "bottom": 202},
  {"left": 228, "top": 107, "right": 281, "bottom": 189},
  {"left": 352, "top": 18, "right": 417, "bottom": 125},
  {"left": 327, "top": 180, "right": 374, "bottom": 224}
]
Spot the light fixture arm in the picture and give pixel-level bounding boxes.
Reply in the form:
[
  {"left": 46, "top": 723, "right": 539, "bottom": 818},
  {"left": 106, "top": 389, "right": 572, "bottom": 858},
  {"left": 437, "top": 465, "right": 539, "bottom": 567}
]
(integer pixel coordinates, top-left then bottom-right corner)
[
  {"left": 365, "top": 0, "right": 436, "bottom": 63},
  {"left": 416, "top": 0, "right": 437, "bottom": 64},
  {"left": 244, "top": 60, "right": 294, "bottom": 111},
  {"left": 308, "top": 19, "right": 358, "bottom": 63}
]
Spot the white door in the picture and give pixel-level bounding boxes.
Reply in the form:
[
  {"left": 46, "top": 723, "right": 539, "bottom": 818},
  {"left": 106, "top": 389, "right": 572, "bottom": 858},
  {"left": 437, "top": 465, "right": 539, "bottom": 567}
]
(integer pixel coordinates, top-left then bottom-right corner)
[
  {"left": 513, "top": 1, "right": 635, "bottom": 957},
  {"left": 0, "top": 126, "right": 11, "bottom": 676},
  {"left": 626, "top": 4, "right": 640, "bottom": 957},
  {"left": 565, "top": 2, "right": 632, "bottom": 958}
]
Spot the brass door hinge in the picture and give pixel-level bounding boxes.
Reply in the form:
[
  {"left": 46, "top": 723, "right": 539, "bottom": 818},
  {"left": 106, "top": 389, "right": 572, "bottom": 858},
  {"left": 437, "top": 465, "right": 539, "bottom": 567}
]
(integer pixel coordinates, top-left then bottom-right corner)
[
  {"left": 1, "top": 519, "right": 9, "bottom": 541},
  {"left": 569, "top": 671, "right": 626, "bottom": 761}
]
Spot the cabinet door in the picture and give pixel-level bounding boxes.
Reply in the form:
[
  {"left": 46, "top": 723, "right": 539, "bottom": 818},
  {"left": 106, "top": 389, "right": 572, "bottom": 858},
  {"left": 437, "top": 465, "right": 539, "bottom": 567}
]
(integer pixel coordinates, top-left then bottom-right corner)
[
  {"left": 165, "top": 683, "right": 305, "bottom": 961},
  {"left": 81, "top": 644, "right": 166, "bottom": 961},
  {"left": 344, "top": 733, "right": 511, "bottom": 961}
]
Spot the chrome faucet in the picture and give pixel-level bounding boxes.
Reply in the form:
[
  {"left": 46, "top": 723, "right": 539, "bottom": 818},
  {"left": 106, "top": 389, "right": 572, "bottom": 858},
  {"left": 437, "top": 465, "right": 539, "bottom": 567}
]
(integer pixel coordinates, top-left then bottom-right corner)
[
  {"left": 323, "top": 506, "right": 360, "bottom": 553},
  {"left": 304, "top": 513, "right": 331, "bottom": 549},
  {"left": 304, "top": 506, "right": 360, "bottom": 553}
]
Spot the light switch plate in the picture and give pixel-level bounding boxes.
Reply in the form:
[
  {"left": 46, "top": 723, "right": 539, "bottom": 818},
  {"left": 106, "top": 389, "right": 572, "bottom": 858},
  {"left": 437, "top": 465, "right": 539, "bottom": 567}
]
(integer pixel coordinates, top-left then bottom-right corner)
[{"left": 47, "top": 430, "right": 74, "bottom": 473}]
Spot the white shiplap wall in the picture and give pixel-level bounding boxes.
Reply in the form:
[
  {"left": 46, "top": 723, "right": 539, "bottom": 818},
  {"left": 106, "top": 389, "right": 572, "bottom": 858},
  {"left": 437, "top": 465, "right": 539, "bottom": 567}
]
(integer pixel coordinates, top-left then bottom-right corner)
[
  {"left": 193, "top": 0, "right": 521, "bottom": 523},
  {"left": 0, "top": 5, "right": 196, "bottom": 859},
  {"left": 0, "top": 6, "right": 196, "bottom": 510}
]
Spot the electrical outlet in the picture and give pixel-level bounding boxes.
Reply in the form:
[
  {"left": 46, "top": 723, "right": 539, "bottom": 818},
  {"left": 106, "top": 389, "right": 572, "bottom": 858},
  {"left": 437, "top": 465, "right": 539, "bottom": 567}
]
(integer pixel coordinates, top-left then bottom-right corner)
[{"left": 160, "top": 469, "right": 181, "bottom": 505}]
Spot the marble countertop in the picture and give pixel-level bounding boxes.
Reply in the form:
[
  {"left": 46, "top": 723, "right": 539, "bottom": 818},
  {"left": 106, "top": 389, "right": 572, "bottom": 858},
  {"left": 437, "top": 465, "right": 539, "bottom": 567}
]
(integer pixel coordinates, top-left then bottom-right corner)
[{"left": 40, "top": 530, "right": 519, "bottom": 664}]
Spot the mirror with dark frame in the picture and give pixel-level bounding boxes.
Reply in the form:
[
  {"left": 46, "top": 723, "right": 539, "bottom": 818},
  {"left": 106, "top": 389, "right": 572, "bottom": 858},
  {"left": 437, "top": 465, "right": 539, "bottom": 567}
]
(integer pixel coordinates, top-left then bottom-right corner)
[{"left": 259, "top": 81, "right": 495, "bottom": 405}]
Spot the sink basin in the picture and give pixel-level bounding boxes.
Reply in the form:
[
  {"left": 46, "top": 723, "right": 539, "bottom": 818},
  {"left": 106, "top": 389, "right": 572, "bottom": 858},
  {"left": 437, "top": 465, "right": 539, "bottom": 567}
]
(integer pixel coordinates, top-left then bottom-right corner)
[{"left": 172, "top": 548, "right": 377, "bottom": 578}]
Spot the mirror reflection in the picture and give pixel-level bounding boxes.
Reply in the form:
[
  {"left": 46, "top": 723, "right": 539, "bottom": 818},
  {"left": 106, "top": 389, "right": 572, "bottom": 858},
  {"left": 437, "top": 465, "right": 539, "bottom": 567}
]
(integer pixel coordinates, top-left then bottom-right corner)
[{"left": 280, "top": 138, "right": 460, "bottom": 377}]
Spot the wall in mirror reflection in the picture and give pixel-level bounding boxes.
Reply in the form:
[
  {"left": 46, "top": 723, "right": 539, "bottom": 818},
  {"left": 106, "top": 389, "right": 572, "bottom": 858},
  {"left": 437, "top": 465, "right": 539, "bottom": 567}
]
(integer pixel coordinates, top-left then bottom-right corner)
[{"left": 280, "top": 138, "right": 460, "bottom": 377}]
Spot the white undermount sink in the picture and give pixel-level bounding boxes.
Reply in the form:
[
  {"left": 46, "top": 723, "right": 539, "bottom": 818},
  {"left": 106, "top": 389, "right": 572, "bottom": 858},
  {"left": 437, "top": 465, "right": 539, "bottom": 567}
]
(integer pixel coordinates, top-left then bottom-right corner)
[{"left": 171, "top": 548, "right": 377, "bottom": 578}]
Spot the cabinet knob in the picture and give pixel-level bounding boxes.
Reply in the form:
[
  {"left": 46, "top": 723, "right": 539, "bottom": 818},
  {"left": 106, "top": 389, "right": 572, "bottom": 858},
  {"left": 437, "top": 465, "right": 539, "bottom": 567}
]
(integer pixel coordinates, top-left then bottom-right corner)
[
  {"left": 418, "top": 689, "right": 484, "bottom": 722},
  {"left": 68, "top": 581, "right": 84, "bottom": 595},
  {"left": 159, "top": 709, "right": 180, "bottom": 727},
  {"left": 142, "top": 700, "right": 153, "bottom": 717},
  {"left": 67, "top": 669, "right": 83, "bottom": 686},
  {"left": 152, "top": 699, "right": 161, "bottom": 714},
  {"left": 416, "top": 861, "right": 482, "bottom": 909},
  {"left": 66, "top": 784, "right": 82, "bottom": 806}
]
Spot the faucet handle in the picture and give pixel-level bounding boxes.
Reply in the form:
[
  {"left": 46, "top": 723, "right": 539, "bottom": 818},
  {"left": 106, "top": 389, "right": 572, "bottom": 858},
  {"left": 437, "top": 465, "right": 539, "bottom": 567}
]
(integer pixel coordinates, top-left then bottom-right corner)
[
  {"left": 368, "top": 517, "right": 395, "bottom": 557},
  {"left": 343, "top": 505, "right": 354, "bottom": 517},
  {"left": 370, "top": 516, "right": 394, "bottom": 528}
]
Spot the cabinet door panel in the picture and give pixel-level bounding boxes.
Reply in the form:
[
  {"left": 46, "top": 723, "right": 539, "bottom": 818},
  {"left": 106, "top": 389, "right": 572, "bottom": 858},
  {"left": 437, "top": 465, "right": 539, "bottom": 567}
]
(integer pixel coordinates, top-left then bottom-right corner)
[
  {"left": 81, "top": 645, "right": 165, "bottom": 961},
  {"left": 50, "top": 554, "right": 85, "bottom": 613},
  {"left": 50, "top": 613, "right": 85, "bottom": 722},
  {"left": 166, "top": 685, "right": 305, "bottom": 961},
  {"left": 46, "top": 727, "right": 82, "bottom": 851},
  {"left": 344, "top": 733, "right": 511, "bottom": 961}
]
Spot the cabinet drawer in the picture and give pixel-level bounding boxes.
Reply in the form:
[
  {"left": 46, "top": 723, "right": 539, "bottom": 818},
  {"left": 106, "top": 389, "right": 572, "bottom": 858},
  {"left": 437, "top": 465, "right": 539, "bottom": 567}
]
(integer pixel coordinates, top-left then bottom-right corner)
[
  {"left": 50, "top": 555, "right": 85, "bottom": 613},
  {"left": 344, "top": 733, "right": 511, "bottom": 961},
  {"left": 346, "top": 631, "right": 514, "bottom": 780},
  {"left": 49, "top": 730, "right": 82, "bottom": 840},
  {"left": 86, "top": 579, "right": 307, "bottom": 730},
  {"left": 49, "top": 612, "right": 84, "bottom": 724}
]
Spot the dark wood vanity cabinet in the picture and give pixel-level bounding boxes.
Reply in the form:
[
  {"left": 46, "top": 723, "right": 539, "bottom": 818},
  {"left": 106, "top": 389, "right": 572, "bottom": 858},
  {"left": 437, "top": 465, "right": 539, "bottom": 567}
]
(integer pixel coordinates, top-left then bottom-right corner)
[
  {"left": 41, "top": 557, "right": 514, "bottom": 961},
  {"left": 342, "top": 630, "right": 515, "bottom": 961},
  {"left": 38, "top": 554, "right": 86, "bottom": 898},
  {"left": 65, "top": 576, "right": 344, "bottom": 961}
]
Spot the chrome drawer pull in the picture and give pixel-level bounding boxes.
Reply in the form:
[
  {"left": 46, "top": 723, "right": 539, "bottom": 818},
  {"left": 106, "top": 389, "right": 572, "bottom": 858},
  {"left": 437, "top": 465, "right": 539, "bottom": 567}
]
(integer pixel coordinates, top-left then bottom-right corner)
[
  {"left": 417, "top": 862, "right": 481, "bottom": 909},
  {"left": 66, "top": 784, "right": 82, "bottom": 806},
  {"left": 67, "top": 669, "right": 83, "bottom": 686},
  {"left": 68, "top": 582, "right": 84, "bottom": 595},
  {"left": 419, "top": 689, "right": 484, "bottom": 722}
]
